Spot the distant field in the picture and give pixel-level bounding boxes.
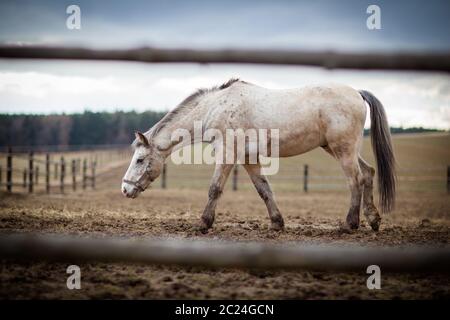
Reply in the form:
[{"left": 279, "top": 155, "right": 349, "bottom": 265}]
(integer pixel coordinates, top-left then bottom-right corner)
[{"left": 1, "top": 132, "right": 449, "bottom": 193}]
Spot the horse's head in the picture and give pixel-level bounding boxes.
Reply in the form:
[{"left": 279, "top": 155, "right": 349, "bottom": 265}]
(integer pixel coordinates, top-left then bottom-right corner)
[{"left": 121, "top": 131, "right": 164, "bottom": 198}]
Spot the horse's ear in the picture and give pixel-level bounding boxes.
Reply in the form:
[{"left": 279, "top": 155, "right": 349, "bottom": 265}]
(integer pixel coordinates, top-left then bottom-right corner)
[{"left": 135, "top": 131, "right": 149, "bottom": 147}]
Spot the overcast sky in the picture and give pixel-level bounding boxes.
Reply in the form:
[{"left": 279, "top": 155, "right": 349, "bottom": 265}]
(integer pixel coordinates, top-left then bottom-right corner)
[{"left": 0, "top": 0, "right": 449, "bottom": 129}]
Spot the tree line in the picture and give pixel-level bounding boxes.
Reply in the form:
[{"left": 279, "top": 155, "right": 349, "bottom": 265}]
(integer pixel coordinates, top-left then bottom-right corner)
[
  {"left": 0, "top": 111, "right": 443, "bottom": 147},
  {"left": 0, "top": 111, "right": 165, "bottom": 147}
]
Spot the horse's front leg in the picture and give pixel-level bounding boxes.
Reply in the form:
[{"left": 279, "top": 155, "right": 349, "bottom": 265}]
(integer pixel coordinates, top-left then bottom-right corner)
[{"left": 198, "top": 163, "right": 233, "bottom": 233}]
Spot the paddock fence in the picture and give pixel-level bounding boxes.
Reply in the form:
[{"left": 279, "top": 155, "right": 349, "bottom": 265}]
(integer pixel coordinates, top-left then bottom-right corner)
[
  {"left": 0, "top": 45, "right": 449, "bottom": 271},
  {"left": 161, "top": 162, "right": 450, "bottom": 193},
  {"left": 1, "top": 146, "right": 449, "bottom": 194},
  {"left": 0, "top": 233, "right": 449, "bottom": 273},
  {"left": 0, "top": 145, "right": 129, "bottom": 194}
]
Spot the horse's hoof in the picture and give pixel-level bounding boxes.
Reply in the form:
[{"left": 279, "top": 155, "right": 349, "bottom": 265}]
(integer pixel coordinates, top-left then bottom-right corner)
[
  {"left": 195, "top": 222, "right": 211, "bottom": 234},
  {"left": 345, "top": 216, "right": 360, "bottom": 230},
  {"left": 364, "top": 206, "right": 381, "bottom": 232},
  {"left": 349, "top": 222, "right": 359, "bottom": 230},
  {"left": 338, "top": 222, "right": 357, "bottom": 234},
  {"left": 269, "top": 222, "right": 284, "bottom": 231},
  {"left": 338, "top": 225, "right": 352, "bottom": 234},
  {"left": 344, "top": 221, "right": 359, "bottom": 230},
  {"left": 367, "top": 216, "right": 381, "bottom": 231}
]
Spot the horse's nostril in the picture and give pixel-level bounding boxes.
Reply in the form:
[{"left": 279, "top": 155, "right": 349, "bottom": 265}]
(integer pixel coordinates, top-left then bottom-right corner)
[{"left": 122, "top": 187, "right": 127, "bottom": 194}]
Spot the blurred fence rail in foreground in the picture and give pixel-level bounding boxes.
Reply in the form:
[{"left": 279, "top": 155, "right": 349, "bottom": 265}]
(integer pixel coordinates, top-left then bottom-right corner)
[
  {"left": 0, "top": 233, "right": 449, "bottom": 272},
  {"left": 0, "top": 45, "right": 449, "bottom": 72}
]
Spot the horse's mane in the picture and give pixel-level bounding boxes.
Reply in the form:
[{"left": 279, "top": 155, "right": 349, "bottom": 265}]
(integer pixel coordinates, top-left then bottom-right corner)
[{"left": 149, "top": 78, "right": 241, "bottom": 138}]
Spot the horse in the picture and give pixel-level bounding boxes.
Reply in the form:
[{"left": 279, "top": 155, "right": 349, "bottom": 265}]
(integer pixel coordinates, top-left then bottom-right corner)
[{"left": 121, "top": 78, "right": 395, "bottom": 232}]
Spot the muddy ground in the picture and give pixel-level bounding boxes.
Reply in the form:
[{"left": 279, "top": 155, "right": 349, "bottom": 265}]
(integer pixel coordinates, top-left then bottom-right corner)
[{"left": 0, "top": 187, "right": 449, "bottom": 299}]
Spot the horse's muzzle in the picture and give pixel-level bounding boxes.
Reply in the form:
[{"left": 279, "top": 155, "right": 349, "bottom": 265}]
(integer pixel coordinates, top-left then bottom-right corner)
[{"left": 121, "top": 182, "right": 141, "bottom": 199}]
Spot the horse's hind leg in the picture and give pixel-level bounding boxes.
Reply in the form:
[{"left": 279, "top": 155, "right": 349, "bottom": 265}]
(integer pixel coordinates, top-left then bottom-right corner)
[
  {"left": 198, "top": 163, "right": 233, "bottom": 233},
  {"left": 243, "top": 164, "right": 285, "bottom": 231},
  {"left": 324, "top": 145, "right": 363, "bottom": 230},
  {"left": 341, "top": 154, "right": 364, "bottom": 229},
  {"left": 359, "top": 157, "right": 381, "bottom": 231}
]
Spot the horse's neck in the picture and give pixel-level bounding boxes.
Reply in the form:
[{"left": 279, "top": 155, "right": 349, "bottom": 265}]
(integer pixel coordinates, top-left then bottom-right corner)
[{"left": 152, "top": 101, "right": 209, "bottom": 155}]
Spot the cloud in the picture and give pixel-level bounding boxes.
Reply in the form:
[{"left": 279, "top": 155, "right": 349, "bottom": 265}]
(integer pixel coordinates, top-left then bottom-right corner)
[
  {"left": 0, "top": 61, "right": 448, "bottom": 129},
  {"left": 0, "top": 1, "right": 448, "bottom": 127}
]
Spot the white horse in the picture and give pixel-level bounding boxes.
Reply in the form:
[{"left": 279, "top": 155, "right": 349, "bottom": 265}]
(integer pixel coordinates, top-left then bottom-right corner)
[{"left": 122, "top": 79, "right": 395, "bottom": 232}]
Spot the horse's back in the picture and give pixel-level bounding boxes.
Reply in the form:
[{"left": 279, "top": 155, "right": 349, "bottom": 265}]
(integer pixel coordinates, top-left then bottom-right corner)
[
  {"left": 225, "top": 82, "right": 365, "bottom": 122},
  {"left": 217, "top": 82, "right": 366, "bottom": 156}
]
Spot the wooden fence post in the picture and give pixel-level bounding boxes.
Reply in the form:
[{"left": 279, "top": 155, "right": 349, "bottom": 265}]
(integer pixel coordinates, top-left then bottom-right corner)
[
  {"left": 91, "top": 159, "right": 96, "bottom": 189},
  {"left": 232, "top": 165, "right": 238, "bottom": 191},
  {"left": 60, "top": 156, "right": 65, "bottom": 194},
  {"left": 161, "top": 163, "right": 167, "bottom": 189},
  {"left": 45, "top": 154, "right": 50, "bottom": 194},
  {"left": 35, "top": 166, "right": 39, "bottom": 185},
  {"left": 54, "top": 163, "right": 58, "bottom": 180},
  {"left": 23, "top": 169, "right": 27, "bottom": 188},
  {"left": 6, "top": 147, "right": 12, "bottom": 192},
  {"left": 82, "top": 159, "right": 87, "bottom": 190},
  {"left": 72, "top": 159, "right": 76, "bottom": 191},
  {"left": 28, "top": 152, "right": 33, "bottom": 193},
  {"left": 77, "top": 159, "right": 81, "bottom": 175},
  {"left": 447, "top": 166, "right": 450, "bottom": 193},
  {"left": 303, "top": 164, "right": 309, "bottom": 193}
]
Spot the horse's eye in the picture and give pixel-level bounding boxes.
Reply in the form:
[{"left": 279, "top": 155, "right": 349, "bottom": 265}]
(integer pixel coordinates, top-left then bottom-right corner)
[{"left": 136, "top": 158, "right": 144, "bottom": 164}]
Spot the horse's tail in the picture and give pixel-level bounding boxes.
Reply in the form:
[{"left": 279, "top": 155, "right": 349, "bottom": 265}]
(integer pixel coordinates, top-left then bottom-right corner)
[{"left": 359, "top": 90, "right": 396, "bottom": 213}]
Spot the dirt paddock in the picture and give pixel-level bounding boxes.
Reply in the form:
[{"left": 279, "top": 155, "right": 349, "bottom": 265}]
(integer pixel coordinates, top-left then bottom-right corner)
[{"left": 0, "top": 188, "right": 449, "bottom": 299}]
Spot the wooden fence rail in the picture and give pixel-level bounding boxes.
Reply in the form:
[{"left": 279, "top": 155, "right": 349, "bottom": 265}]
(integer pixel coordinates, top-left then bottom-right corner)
[
  {"left": 159, "top": 163, "right": 450, "bottom": 192},
  {"left": 0, "top": 46, "right": 449, "bottom": 72},
  {"left": 1, "top": 148, "right": 449, "bottom": 193},
  {"left": 0, "top": 233, "right": 449, "bottom": 272}
]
